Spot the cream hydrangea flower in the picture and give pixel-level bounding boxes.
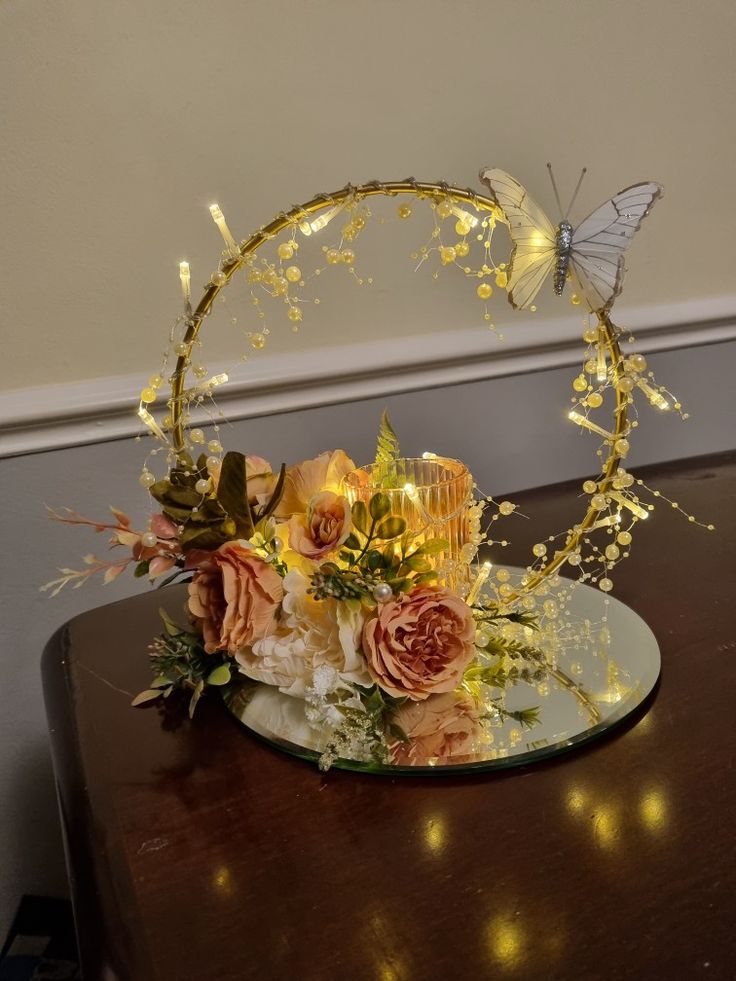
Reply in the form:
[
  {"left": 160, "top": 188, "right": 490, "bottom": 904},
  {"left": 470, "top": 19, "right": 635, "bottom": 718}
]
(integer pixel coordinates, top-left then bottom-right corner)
[{"left": 235, "top": 569, "right": 372, "bottom": 697}]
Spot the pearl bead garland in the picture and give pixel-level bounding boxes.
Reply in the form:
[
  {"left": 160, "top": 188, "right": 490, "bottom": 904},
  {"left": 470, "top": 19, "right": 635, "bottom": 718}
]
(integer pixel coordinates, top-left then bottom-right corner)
[{"left": 136, "top": 180, "right": 711, "bottom": 614}]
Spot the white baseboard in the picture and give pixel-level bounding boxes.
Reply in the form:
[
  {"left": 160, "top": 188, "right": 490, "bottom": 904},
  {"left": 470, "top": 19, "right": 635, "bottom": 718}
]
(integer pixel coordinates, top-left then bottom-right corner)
[{"left": 2, "top": 295, "right": 735, "bottom": 459}]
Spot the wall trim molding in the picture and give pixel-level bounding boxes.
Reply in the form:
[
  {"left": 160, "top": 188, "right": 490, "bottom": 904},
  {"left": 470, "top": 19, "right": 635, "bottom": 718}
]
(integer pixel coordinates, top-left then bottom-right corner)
[{"left": 3, "top": 296, "right": 736, "bottom": 459}]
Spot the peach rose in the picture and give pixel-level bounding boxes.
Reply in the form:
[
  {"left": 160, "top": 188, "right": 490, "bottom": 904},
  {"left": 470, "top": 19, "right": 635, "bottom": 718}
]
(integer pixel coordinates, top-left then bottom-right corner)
[
  {"left": 276, "top": 449, "right": 355, "bottom": 518},
  {"left": 187, "top": 542, "right": 283, "bottom": 654},
  {"left": 390, "top": 691, "right": 484, "bottom": 765},
  {"left": 287, "top": 491, "right": 352, "bottom": 560},
  {"left": 362, "top": 586, "right": 476, "bottom": 700}
]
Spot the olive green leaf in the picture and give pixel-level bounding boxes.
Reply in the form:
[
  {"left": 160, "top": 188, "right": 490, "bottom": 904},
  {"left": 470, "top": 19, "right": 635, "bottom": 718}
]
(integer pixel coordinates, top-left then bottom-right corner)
[
  {"left": 131, "top": 689, "right": 163, "bottom": 706},
  {"left": 256, "top": 463, "right": 287, "bottom": 522},
  {"left": 179, "top": 523, "right": 230, "bottom": 551},
  {"left": 404, "top": 554, "right": 433, "bottom": 573},
  {"left": 206, "top": 663, "right": 232, "bottom": 686},
  {"left": 367, "top": 550, "right": 385, "bottom": 571},
  {"left": 216, "top": 451, "right": 255, "bottom": 539},
  {"left": 375, "top": 515, "right": 407, "bottom": 539},
  {"left": 159, "top": 607, "right": 183, "bottom": 637},
  {"left": 413, "top": 538, "right": 449, "bottom": 556},
  {"left": 369, "top": 492, "right": 391, "bottom": 521},
  {"left": 352, "top": 500, "right": 369, "bottom": 535}
]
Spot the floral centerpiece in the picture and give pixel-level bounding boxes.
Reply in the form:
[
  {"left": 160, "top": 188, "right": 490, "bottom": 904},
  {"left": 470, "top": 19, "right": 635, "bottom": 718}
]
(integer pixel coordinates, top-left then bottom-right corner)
[
  {"left": 45, "top": 413, "right": 541, "bottom": 769},
  {"left": 44, "top": 169, "right": 711, "bottom": 771}
]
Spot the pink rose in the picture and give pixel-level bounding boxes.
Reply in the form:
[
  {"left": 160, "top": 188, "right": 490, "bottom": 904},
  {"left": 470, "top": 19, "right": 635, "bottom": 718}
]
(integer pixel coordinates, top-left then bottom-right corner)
[
  {"left": 287, "top": 491, "right": 352, "bottom": 560},
  {"left": 187, "top": 542, "right": 283, "bottom": 654},
  {"left": 276, "top": 450, "right": 355, "bottom": 518},
  {"left": 390, "top": 691, "right": 484, "bottom": 765},
  {"left": 362, "top": 586, "right": 476, "bottom": 700}
]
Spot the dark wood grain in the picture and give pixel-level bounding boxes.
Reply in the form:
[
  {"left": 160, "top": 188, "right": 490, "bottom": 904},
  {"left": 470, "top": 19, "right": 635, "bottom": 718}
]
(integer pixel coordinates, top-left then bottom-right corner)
[{"left": 42, "top": 452, "right": 736, "bottom": 981}]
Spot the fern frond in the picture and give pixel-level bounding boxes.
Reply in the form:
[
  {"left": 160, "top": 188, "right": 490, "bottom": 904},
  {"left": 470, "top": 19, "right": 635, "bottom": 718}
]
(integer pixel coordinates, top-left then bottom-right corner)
[{"left": 374, "top": 410, "right": 401, "bottom": 470}]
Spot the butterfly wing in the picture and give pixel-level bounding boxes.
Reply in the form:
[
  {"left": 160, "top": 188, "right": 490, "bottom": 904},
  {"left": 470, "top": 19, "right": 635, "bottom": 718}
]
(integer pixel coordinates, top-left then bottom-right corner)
[
  {"left": 479, "top": 168, "right": 556, "bottom": 310},
  {"left": 570, "top": 182, "right": 663, "bottom": 312}
]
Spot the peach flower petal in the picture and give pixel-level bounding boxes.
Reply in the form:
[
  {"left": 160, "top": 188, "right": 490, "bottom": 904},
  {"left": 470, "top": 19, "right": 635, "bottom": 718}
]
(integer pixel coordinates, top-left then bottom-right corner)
[
  {"left": 187, "top": 542, "right": 283, "bottom": 654},
  {"left": 362, "top": 586, "right": 476, "bottom": 700},
  {"left": 390, "top": 691, "right": 484, "bottom": 765},
  {"left": 276, "top": 450, "right": 355, "bottom": 518},
  {"left": 287, "top": 491, "right": 352, "bottom": 560}
]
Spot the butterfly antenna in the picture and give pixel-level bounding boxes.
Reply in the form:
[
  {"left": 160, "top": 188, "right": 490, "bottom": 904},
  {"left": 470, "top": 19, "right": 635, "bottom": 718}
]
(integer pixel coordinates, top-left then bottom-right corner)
[
  {"left": 565, "top": 167, "right": 588, "bottom": 219},
  {"left": 546, "top": 162, "right": 564, "bottom": 219}
]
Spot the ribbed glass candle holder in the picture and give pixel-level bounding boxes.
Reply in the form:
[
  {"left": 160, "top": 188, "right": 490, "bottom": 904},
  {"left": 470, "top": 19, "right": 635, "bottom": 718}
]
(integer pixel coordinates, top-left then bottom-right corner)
[{"left": 342, "top": 457, "right": 474, "bottom": 593}]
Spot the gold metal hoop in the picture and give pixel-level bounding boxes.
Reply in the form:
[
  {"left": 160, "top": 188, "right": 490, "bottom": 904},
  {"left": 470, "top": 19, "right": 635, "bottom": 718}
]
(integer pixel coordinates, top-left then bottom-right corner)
[{"left": 167, "top": 179, "right": 628, "bottom": 597}]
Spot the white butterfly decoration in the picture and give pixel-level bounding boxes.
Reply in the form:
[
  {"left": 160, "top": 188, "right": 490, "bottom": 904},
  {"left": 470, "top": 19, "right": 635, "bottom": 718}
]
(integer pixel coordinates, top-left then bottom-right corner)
[{"left": 479, "top": 168, "right": 663, "bottom": 314}]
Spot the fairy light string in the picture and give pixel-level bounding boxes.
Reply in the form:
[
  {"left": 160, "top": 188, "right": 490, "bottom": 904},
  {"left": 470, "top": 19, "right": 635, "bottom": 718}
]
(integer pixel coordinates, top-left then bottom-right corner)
[{"left": 135, "top": 179, "right": 711, "bottom": 608}]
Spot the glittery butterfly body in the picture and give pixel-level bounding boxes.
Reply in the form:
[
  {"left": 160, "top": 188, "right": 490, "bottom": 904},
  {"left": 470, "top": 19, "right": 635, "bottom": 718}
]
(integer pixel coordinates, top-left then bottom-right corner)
[{"left": 479, "top": 168, "right": 663, "bottom": 314}]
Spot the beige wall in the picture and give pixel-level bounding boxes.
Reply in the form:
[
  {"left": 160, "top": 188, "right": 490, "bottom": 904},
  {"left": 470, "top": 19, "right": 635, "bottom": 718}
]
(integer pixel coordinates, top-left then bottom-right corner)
[{"left": 2, "top": 0, "right": 735, "bottom": 392}]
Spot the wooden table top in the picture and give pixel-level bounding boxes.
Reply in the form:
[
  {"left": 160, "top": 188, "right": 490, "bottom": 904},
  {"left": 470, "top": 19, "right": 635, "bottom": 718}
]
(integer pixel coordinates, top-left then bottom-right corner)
[{"left": 42, "top": 451, "right": 736, "bottom": 981}]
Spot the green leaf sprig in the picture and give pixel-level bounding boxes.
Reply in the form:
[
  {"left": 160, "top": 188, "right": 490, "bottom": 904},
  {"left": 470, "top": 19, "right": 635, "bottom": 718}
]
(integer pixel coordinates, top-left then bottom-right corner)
[
  {"left": 373, "top": 409, "right": 401, "bottom": 487},
  {"left": 327, "top": 491, "right": 449, "bottom": 598},
  {"left": 132, "top": 608, "right": 234, "bottom": 718}
]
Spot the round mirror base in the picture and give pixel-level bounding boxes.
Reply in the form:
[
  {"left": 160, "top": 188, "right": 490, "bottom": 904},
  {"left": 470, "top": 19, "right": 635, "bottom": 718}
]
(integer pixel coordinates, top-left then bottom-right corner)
[{"left": 226, "top": 573, "right": 660, "bottom": 775}]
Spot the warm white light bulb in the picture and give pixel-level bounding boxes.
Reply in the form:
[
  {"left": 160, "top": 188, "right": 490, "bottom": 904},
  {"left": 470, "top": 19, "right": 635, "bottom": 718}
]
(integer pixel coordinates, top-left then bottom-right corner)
[
  {"left": 179, "top": 261, "right": 191, "bottom": 305},
  {"left": 209, "top": 203, "right": 239, "bottom": 255},
  {"left": 607, "top": 490, "right": 649, "bottom": 520},
  {"left": 305, "top": 201, "right": 348, "bottom": 235},
  {"left": 137, "top": 405, "right": 167, "bottom": 442},
  {"left": 568, "top": 411, "right": 616, "bottom": 441},
  {"left": 201, "top": 372, "right": 229, "bottom": 391},
  {"left": 450, "top": 204, "right": 479, "bottom": 228},
  {"left": 466, "top": 560, "right": 493, "bottom": 606},
  {"left": 636, "top": 378, "right": 670, "bottom": 411}
]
